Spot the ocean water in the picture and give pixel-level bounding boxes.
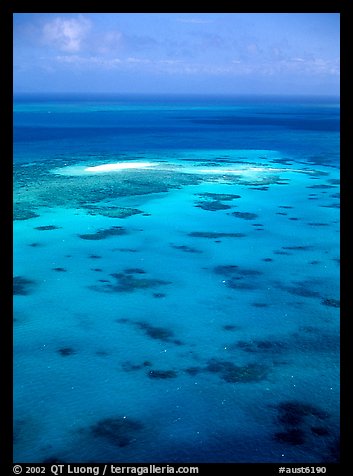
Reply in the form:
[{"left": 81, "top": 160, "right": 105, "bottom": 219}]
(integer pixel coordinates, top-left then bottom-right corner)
[{"left": 13, "top": 94, "right": 340, "bottom": 463}]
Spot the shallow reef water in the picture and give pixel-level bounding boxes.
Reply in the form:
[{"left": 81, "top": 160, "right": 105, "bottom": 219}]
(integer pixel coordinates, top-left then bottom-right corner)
[{"left": 13, "top": 95, "right": 340, "bottom": 463}]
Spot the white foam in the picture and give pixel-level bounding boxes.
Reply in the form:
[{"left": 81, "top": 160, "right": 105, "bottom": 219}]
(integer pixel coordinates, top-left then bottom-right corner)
[{"left": 84, "top": 162, "right": 156, "bottom": 172}]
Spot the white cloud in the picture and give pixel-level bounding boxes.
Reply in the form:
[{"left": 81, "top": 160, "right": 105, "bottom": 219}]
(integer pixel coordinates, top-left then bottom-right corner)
[
  {"left": 55, "top": 55, "right": 122, "bottom": 69},
  {"left": 176, "top": 18, "right": 213, "bottom": 24},
  {"left": 42, "top": 16, "right": 91, "bottom": 52}
]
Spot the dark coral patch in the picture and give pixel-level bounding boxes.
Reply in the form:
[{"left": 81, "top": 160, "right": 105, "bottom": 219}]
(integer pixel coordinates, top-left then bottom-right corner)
[
  {"left": 214, "top": 265, "right": 239, "bottom": 275},
  {"left": 282, "top": 245, "right": 312, "bottom": 251},
  {"left": 195, "top": 200, "right": 231, "bottom": 211},
  {"left": 79, "top": 226, "right": 127, "bottom": 240},
  {"left": 231, "top": 211, "right": 258, "bottom": 220},
  {"left": 214, "top": 265, "right": 262, "bottom": 277},
  {"left": 13, "top": 276, "right": 35, "bottom": 296},
  {"left": 184, "top": 367, "right": 202, "bottom": 376},
  {"left": 148, "top": 369, "right": 178, "bottom": 379},
  {"left": 249, "top": 186, "right": 269, "bottom": 191},
  {"left": 122, "top": 361, "right": 152, "bottom": 372},
  {"left": 320, "top": 202, "right": 340, "bottom": 209},
  {"left": 109, "top": 273, "right": 171, "bottom": 293},
  {"left": 57, "top": 347, "right": 76, "bottom": 357},
  {"left": 86, "top": 206, "right": 143, "bottom": 219},
  {"left": 205, "top": 359, "right": 268, "bottom": 383},
  {"left": 91, "top": 416, "right": 144, "bottom": 447},
  {"left": 135, "top": 321, "right": 182, "bottom": 345},
  {"left": 124, "top": 268, "right": 146, "bottom": 274},
  {"left": 34, "top": 225, "right": 61, "bottom": 231},
  {"left": 311, "top": 426, "right": 330, "bottom": 436},
  {"left": 214, "top": 264, "right": 263, "bottom": 292},
  {"left": 225, "top": 279, "right": 257, "bottom": 291},
  {"left": 14, "top": 208, "right": 40, "bottom": 221},
  {"left": 236, "top": 339, "right": 286, "bottom": 354},
  {"left": 171, "top": 244, "right": 202, "bottom": 253},
  {"left": 115, "top": 318, "right": 130, "bottom": 324},
  {"left": 276, "top": 401, "right": 329, "bottom": 425},
  {"left": 307, "top": 222, "right": 329, "bottom": 227},
  {"left": 307, "top": 184, "right": 336, "bottom": 189},
  {"left": 284, "top": 285, "right": 321, "bottom": 298},
  {"left": 196, "top": 193, "right": 241, "bottom": 201},
  {"left": 321, "top": 298, "right": 340, "bottom": 308},
  {"left": 222, "top": 324, "right": 240, "bottom": 331},
  {"left": 274, "top": 428, "right": 306, "bottom": 445},
  {"left": 188, "top": 231, "right": 246, "bottom": 239}
]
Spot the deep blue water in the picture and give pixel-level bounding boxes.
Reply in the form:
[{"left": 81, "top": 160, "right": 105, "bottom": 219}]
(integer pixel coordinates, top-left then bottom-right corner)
[{"left": 13, "top": 94, "right": 340, "bottom": 463}]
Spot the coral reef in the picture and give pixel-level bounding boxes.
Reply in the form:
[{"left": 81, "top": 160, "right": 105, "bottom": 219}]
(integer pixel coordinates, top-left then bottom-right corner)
[
  {"left": 147, "top": 369, "right": 178, "bottom": 379},
  {"left": 188, "top": 231, "right": 246, "bottom": 239},
  {"left": 78, "top": 226, "right": 127, "bottom": 240},
  {"left": 34, "top": 225, "right": 61, "bottom": 231},
  {"left": 57, "top": 347, "right": 76, "bottom": 356},
  {"left": 91, "top": 416, "right": 144, "bottom": 447},
  {"left": 205, "top": 359, "right": 268, "bottom": 383},
  {"left": 231, "top": 211, "right": 258, "bottom": 220},
  {"left": 170, "top": 244, "right": 202, "bottom": 253},
  {"left": 195, "top": 200, "right": 231, "bottom": 211},
  {"left": 107, "top": 272, "right": 171, "bottom": 293},
  {"left": 135, "top": 321, "right": 182, "bottom": 345},
  {"left": 13, "top": 276, "right": 35, "bottom": 295}
]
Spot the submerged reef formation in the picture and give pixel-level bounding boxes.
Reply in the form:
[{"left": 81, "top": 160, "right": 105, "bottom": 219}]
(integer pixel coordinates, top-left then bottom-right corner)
[
  {"left": 231, "top": 211, "right": 258, "bottom": 220},
  {"left": 134, "top": 321, "right": 183, "bottom": 346},
  {"left": 272, "top": 400, "right": 335, "bottom": 455},
  {"left": 188, "top": 231, "right": 246, "bottom": 239},
  {"left": 78, "top": 226, "right": 127, "bottom": 240},
  {"left": 91, "top": 416, "right": 144, "bottom": 447},
  {"left": 236, "top": 339, "right": 287, "bottom": 354},
  {"left": 147, "top": 369, "right": 178, "bottom": 379},
  {"left": 13, "top": 276, "right": 36, "bottom": 295},
  {"left": 121, "top": 360, "right": 152, "bottom": 372},
  {"left": 170, "top": 244, "right": 202, "bottom": 254},
  {"left": 196, "top": 192, "right": 241, "bottom": 201},
  {"left": 117, "top": 318, "right": 182, "bottom": 346},
  {"left": 213, "top": 264, "right": 263, "bottom": 292},
  {"left": 13, "top": 160, "right": 204, "bottom": 221},
  {"left": 193, "top": 190, "right": 241, "bottom": 212},
  {"left": 57, "top": 347, "right": 77, "bottom": 357},
  {"left": 90, "top": 272, "right": 171, "bottom": 293},
  {"left": 195, "top": 200, "right": 231, "bottom": 211},
  {"left": 34, "top": 225, "right": 61, "bottom": 231},
  {"left": 14, "top": 208, "right": 40, "bottom": 221},
  {"left": 205, "top": 359, "right": 269, "bottom": 383},
  {"left": 84, "top": 206, "right": 143, "bottom": 219},
  {"left": 110, "top": 272, "right": 171, "bottom": 293}
]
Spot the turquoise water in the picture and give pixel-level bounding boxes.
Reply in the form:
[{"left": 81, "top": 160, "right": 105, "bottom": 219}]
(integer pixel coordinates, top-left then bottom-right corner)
[{"left": 13, "top": 94, "right": 340, "bottom": 463}]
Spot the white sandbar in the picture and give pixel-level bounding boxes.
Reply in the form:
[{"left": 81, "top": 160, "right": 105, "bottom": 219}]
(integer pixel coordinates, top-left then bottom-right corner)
[{"left": 84, "top": 162, "right": 156, "bottom": 172}]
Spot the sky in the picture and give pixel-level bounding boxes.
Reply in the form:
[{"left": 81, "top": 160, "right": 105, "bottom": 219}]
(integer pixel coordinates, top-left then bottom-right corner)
[{"left": 13, "top": 13, "right": 340, "bottom": 95}]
